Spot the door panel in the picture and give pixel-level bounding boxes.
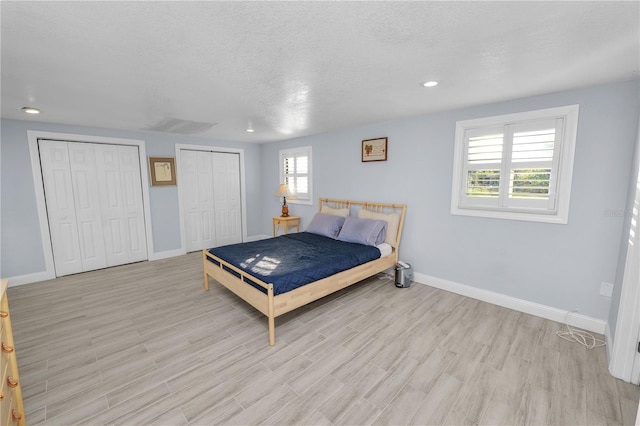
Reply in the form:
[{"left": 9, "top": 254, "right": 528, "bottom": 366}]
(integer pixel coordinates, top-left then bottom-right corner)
[
  {"left": 212, "top": 152, "right": 242, "bottom": 246},
  {"left": 68, "top": 143, "right": 107, "bottom": 272},
  {"left": 39, "top": 140, "right": 83, "bottom": 276},
  {"left": 181, "top": 150, "right": 216, "bottom": 252},
  {"left": 94, "top": 144, "right": 147, "bottom": 266},
  {"left": 117, "top": 146, "right": 147, "bottom": 262}
]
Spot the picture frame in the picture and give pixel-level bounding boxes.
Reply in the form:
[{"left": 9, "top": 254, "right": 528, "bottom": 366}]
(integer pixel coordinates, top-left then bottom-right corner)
[
  {"left": 149, "top": 157, "right": 177, "bottom": 186},
  {"left": 362, "top": 137, "right": 388, "bottom": 162}
]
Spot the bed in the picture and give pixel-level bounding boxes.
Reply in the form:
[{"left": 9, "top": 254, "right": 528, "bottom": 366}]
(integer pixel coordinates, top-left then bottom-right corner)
[{"left": 202, "top": 198, "right": 406, "bottom": 345}]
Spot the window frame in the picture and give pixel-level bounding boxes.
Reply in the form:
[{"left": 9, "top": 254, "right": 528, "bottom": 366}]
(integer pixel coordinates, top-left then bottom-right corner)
[
  {"left": 279, "top": 146, "right": 313, "bottom": 205},
  {"left": 450, "top": 105, "right": 579, "bottom": 224}
]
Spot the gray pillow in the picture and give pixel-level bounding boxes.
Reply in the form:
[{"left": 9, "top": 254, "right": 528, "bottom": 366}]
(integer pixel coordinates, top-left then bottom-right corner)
[
  {"left": 337, "top": 217, "right": 387, "bottom": 246},
  {"left": 306, "top": 213, "right": 346, "bottom": 239}
]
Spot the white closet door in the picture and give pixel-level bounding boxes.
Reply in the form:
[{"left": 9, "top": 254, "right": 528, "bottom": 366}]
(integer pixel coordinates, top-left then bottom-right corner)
[
  {"left": 67, "top": 143, "right": 108, "bottom": 272},
  {"left": 94, "top": 144, "right": 147, "bottom": 266},
  {"left": 181, "top": 150, "right": 216, "bottom": 252},
  {"left": 39, "top": 140, "right": 83, "bottom": 276},
  {"left": 118, "top": 146, "right": 147, "bottom": 263},
  {"left": 212, "top": 152, "right": 242, "bottom": 246},
  {"left": 40, "top": 139, "right": 147, "bottom": 277}
]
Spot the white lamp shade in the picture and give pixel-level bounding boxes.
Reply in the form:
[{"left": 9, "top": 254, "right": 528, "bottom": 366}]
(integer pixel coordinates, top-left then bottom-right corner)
[{"left": 275, "top": 184, "right": 295, "bottom": 199}]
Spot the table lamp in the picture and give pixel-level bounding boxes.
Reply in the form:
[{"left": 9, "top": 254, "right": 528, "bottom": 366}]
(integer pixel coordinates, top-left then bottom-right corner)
[{"left": 275, "top": 184, "right": 295, "bottom": 217}]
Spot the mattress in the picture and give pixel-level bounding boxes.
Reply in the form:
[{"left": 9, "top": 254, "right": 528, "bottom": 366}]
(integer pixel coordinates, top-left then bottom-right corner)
[{"left": 207, "top": 232, "right": 382, "bottom": 295}]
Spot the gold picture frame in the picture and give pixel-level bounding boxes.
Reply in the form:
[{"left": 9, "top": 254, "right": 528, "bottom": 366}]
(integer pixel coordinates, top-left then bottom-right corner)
[
  {"left": 149, "top": 157, "right": 177, "bottom": 186},
  {"left": 362, "top": 137, "right": 388, "bottom": 162}
]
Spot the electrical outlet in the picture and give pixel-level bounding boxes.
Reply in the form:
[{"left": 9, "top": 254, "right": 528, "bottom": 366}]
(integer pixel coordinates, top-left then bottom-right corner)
[{"left": 600, "top": 282, "right": 614, "bottom": 297}]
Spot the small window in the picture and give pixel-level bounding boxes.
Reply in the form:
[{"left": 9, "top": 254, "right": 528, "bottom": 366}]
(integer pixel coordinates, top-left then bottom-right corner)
[
  {"left": 451, "top": 105, "right": 579, "bottom": 224},
  {"left": 280, "top": 146, "right": 312, "bottom": 205}
]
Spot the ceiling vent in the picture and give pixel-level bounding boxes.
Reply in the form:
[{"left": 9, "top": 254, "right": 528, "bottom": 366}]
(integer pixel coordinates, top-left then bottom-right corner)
[{"left": 144, "top": 118, "right": 216, "bottom": 135}]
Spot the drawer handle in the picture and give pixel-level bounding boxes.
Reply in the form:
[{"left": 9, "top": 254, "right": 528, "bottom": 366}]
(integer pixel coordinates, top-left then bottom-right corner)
[
  {"left": 0, "top": 311, "right": 7, "bottom": 318},
  {"left": 11, "top": 409, "right": 22, "bottom": 423},
  {"left": 1, "top": 342, "right": 14, "bottom": 353},
  {"left": 7, "top": 376, "right": 18, "bottom": 388},
  {"left": 0, "top": 391, "right": 4, "bottom": 401}
]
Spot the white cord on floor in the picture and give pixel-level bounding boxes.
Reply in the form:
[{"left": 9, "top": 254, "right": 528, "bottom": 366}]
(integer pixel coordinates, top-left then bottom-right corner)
[{"left": 556, "top": 310, "right": 605, "bottom": 349}]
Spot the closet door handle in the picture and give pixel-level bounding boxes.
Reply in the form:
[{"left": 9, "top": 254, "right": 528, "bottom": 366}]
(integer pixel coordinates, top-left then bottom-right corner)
[
  {"left": 7, "top": 376, "right": 18, "bottom": 388},
  {"left": 0, "top": 311, "right": 7, "bottom": 318},
  {"left": 1, "top": 342, "right": 14, "bottom": 353}
]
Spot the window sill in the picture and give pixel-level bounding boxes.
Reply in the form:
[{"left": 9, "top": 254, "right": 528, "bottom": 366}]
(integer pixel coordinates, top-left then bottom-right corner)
[
  {"left": 287, "top": 199, "right": 312, "bottom": 206},
  {"left": 451, "top": 205, "right": 568, "bottom": 224}
]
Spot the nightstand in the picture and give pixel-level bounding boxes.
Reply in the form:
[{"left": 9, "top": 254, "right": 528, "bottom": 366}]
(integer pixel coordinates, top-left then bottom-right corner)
[{"left": 273, "top": 216, "right": 300, "bottom": 236}]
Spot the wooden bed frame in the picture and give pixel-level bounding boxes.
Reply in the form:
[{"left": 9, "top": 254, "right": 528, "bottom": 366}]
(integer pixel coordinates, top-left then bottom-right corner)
[{"left": 203, "top": 198, "right": 406, "bottom": 345}]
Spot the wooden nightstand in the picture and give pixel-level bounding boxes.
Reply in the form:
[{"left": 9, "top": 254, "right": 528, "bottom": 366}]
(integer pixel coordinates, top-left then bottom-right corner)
[{"left": 273, "top": 216, "right": 300, "bottom": 236}]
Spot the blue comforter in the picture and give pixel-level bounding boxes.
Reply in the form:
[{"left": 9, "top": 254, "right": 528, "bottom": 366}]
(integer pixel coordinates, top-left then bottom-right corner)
[{"left": 207, "top": 232, "right": 381, "bottom": 295}]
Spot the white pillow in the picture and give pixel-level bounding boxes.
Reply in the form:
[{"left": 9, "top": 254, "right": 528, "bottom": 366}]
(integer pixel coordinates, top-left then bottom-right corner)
[
  {"left": 357, "top": 209, "right": 400, "bottom": 247},
  {"left": 320, "top": 205, "right": 350, "bottom": 218}
]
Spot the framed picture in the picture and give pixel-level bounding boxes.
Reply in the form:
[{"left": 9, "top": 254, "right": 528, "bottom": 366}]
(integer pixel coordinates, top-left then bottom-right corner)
[
  {"left": 149, "top": 157, "right": 177, "bottom": 186},
  {"left": 362, "top": 137, "right": 388, "bottom": 162}
]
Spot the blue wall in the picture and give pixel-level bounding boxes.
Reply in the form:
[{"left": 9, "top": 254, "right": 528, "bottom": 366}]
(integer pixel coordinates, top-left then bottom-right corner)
[
  {"left": 260, "top": 80, "right": 640, "bottom": 321},
  {"left": 0, "top": 119, "right": 262, "bottom": 277}
]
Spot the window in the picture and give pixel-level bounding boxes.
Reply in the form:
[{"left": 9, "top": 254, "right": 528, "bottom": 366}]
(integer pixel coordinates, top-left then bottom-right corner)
[
  {"left": 280, "top": 146, "right": 312, "bottom": 205},
  {"left": 451, "top": 105, "right": 579, "bottom": 224}
]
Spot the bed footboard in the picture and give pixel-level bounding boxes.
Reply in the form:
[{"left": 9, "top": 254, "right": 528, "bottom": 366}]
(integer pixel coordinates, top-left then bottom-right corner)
[{"left": 203, "top": 250, "right": 277, "bottom": 345}]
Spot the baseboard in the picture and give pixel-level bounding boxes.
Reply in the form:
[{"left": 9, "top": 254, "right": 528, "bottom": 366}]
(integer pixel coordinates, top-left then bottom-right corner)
[
  {"left": 413, "top": 272, "right": 607, "bottom": 335},
  {"left": 604, "top": 322, "right": 613, "bottom": 364},
  {"left": 150, "top": 249, "right": 185, "bottom": 261},
  {"left": 5, "top": 270, "right": 56, "bottom": 287}
]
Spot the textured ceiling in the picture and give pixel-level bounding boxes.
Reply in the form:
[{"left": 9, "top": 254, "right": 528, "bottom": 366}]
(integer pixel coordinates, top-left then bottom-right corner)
[{"left": 2, "top": 1, "right": 639, "bottom": 143}]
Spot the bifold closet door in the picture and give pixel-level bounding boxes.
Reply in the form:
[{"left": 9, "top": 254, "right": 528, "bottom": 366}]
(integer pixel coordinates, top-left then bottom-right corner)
[
  {"left": 39, "top": 141, "right": 85, "bottom": 276},
  {"left": 39, "top": 140, "right": 107, "bottom": 275},
  {"left": 94, "top": 144, "right": 147, "bottom": 266},
  {"left": 181, "top": 150, "right": 217, "bottom": 252},
  {"left": 212, "top": 152, "right": 242, "bottom": 246},
  {"left": 180, "top": 150, "right": 242, "bottom": 252},
  {"left": 39, "top": 140, "right": 147, "bottom": 277}
]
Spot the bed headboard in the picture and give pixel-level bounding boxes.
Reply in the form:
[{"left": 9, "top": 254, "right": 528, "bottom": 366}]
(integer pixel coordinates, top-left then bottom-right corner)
[{"left": 318, "top": 198, "right": 407, "bottom": 249}]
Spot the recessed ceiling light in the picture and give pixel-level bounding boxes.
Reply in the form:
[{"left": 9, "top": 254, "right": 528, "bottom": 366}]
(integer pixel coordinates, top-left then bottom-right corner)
[
  {"left": 246, "top": 128, "right": 254, "bottom": 133},
  {"left": 22, "top": 106, "right": 41, "bottom": 114},
  {"left": 423, "top": 81, "right": 439, "bottom": 88}
]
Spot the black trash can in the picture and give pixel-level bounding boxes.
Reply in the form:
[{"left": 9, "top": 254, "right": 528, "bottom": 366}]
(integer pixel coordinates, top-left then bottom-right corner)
[{"left": 395, "top": 262, "right": 414, "bottom": 288}]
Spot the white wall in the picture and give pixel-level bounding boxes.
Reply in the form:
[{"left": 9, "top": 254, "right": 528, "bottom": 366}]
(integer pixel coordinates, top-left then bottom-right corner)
[
  {"left": 0, "top": 119, "right": 263, "bottom": 278},
  {"left": 260, "top": 80, "right": 640, "bottom": 322}
]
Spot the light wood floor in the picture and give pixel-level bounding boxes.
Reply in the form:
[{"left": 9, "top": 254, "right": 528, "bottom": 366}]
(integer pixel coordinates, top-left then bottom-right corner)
[{"left": 7, "top": 252, "right": 640, "bottom": 425}]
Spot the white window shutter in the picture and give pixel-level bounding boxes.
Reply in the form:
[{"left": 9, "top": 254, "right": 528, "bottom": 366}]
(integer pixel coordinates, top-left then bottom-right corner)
[
  {"left": 280, "top": 146, "right": 312, "bottom": 205},
  {"left": 451, "top": 105, "right": 578, "bottom": 224}
]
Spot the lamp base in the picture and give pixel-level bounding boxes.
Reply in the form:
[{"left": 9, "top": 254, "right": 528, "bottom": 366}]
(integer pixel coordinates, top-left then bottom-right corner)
[{"left": 281, "top": 204, "right": 289, "bottom": 217}]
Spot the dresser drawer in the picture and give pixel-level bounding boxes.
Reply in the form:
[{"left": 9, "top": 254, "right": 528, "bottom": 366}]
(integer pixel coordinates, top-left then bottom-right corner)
[
  {"left": 0, "top": 353, "right": 8, "bottom": 391},
  {"left": 8, "top": 397, "right": 24, "bottom": 425},
  {"left": 0, "top": 294, "right": 7, "bottom": 335},
  {"left": 1, "top": 323, "right": 14, "bottom": 376},
  {"left": 1, "top": 383, "right": 14, "bottom": 425},
  {"left": 1, "top": 280, "right": 25, "bottom": 426}
]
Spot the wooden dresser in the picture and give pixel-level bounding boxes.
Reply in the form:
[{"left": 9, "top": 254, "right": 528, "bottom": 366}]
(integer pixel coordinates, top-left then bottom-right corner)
[{"left": 1, "top": 280, "right": 25, "bottom": 426}]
